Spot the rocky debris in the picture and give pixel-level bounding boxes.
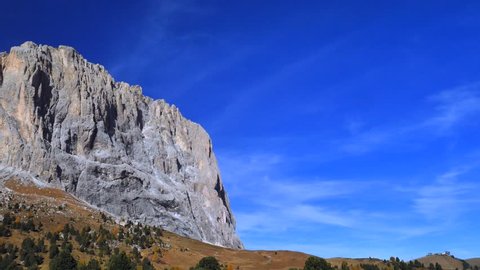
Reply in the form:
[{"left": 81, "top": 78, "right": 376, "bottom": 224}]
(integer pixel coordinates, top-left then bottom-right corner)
[{"left": 0, "top": 42, "right": 243, "bottom": 249}]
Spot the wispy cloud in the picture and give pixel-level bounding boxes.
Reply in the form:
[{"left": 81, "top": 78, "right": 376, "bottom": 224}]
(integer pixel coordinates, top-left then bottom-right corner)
[
  {"left": 221, "top": 152, "right": 399, "bottom": 234},
  {"left": 340, "top": 83, "right": 480, "bottom": 154},
  {"left": 426, "top": 84, "right": 480, "bottom": 131},
  {"left": 107, "top": 0, "right": 212, "bottom": 82},
  {"left": 214, "top": 83, "right": 480, "bottom": 258},
  {"left": 233, "top": 177, "right": 364, "bottom": 232},
  {"left": 219, "top": 151, "right": 363, "bottom": 234},
  {"left": 236, "top": 204, "right": 356, "bottom": 234},
  {"left": 221, "top": 148, "right": 480, "bottom": 257},
  {"left": 413, "top": 166, "right": 480, "bottom": 221},
  {"left": 208, "top": 33, "right": 360, "bottom": 132}
]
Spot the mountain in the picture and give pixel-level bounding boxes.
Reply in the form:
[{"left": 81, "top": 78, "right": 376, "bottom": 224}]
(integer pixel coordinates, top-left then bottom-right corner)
[{"left": 0, "top": 42, "right": 242, "bottom": 249}]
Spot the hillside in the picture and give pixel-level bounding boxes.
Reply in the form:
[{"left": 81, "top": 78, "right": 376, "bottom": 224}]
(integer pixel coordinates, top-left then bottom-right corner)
[
  {"left": 466, "top": 259, "right": 480, "bottom": 269},
  {"left": 0, "top": 177, "right": 436, "bottom": 270},
  {"left": 0, "top": 177, "right": 309, "bottom": 269},
  {"left": 417, "top": 255, "right": 470, "bottom": 270}
]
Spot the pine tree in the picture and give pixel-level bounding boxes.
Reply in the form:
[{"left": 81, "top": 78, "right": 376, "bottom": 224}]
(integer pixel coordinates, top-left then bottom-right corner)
[
  {"left": 49, "top": 249, "right": 77, "bottom": 270},
  {"left": 78, "top": 258, "right": 101, "bottom": 270},
  {"left": 132, "top": 247, "right": 141, "bottom": 262},
  {"left": 141, "top": 258, "right": 155, "bottom": 270},
  {"left": 48, "top": 244, "right": 59, "bottom": 259},
  {"left": 107, "top": 251, "right": 135, "bottom": 270}
]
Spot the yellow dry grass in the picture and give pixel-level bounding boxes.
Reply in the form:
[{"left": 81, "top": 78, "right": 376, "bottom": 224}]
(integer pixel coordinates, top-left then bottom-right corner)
[{"left": 417, "top": 255, "right": 465, "bottom": 270}]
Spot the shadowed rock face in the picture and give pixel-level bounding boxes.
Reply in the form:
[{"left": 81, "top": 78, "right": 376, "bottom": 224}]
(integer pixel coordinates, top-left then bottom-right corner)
[{"left": 0, "top": 42, "right": 243, "bottom": 249}]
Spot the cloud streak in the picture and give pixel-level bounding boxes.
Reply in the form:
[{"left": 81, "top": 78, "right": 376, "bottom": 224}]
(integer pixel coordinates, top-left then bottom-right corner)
[
  {"left": 413, "top": 167, "right": 480, "bottom": 222},
  {"left": 426, "top": 84, "right": 480, "bottom": 131},
  {"left": 219, "top": 152, "right": 364, "bottom": 234},
  {"left": 107, "top": 0, "right": 213, "bottom": 83},
  {"left": 208, "top": 32, "right": 361, "bottom": 132},
  {"left": 340, "top": 83, "right": 480, "bottom": 154},
  {"left": 220, "top": 147, "right": 480, "bottom": 258}
]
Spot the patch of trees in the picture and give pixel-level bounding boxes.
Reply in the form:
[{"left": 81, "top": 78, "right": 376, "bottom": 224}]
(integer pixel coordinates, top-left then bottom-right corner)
[
  {"left": 49, "top": 248, "right": 77, "bottom": 270},
  {"left": 1, "top": 212, "right": 41, "bottom": 233},
  {"left": 123, "top": 222, "right": 159, "bottom": 249},
  {"left": 0, "top": 209, "right": 166, "bottom": 270},
  {"left": 341, "top": 261, "right": 350, "bottom": 270},
  {"left": 410, "top": 260, "right": 424, "bottom": 269},
  {"left": 361, "top": 264, "right": 380, "bottom": 270},
  {"left": 460, "top": 260, "right": 471, "bottom": 270},
  {"left": 78, "top": 258, "right": 101, "bottom": 270},
  {"left": 20, "top": 237, "right": 44, "bottom": 269},
  {"left": 107, "top": 250, "right": 135, "bottom": 270},
  {"left": 140, "top": 257, "right": 155, "bottom": 270},
  {"left": 70, "top": 221, "right": 164, "bottom": 258},
  {"left": 2, "top": 213, "right": 14, "bottom": 226},
  {"left": 12, "top": 218, "right": 38, "bottom": 232},
  {"left": 0, "top": 223, "right": 12, "bottom": 236},
  {"left": 191, "top": 256, "right": 222, "bottom": 270},
  {"left": 428, "top": 263, "right": 443, "bottom": 270},
  {"left": 0, "top": 243, "right": 21, "bottom": 270},
  {"left": 384, "top": 257, "right": 424, "bottom": 270},
  {"left": 304, "top": 256, "right": 334, "bottom": 270},
  {"left": 75, "top": 226, "right": 94, "bottom": 253},
  {"left": 59, "top": 223, "right": 114, "bottom": 257}
]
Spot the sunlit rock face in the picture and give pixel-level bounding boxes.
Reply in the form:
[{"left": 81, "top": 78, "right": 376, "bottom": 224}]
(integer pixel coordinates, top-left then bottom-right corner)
[{"left": 0, "top": 42, "right": 243, "bottom": 249}]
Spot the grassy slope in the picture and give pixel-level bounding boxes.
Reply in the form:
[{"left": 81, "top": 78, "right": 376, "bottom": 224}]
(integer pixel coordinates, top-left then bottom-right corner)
[
  {"left": 466, "top": 259, "right": 480, "bottom": 268},
  {"left": 417, "top": 255, "right": 465, "bottom": 270}
]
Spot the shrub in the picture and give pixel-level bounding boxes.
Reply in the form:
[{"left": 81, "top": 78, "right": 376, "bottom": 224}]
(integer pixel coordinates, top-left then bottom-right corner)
[
  {"left": 141, "top": 258, "right": 155, "bottom": 270},
  {"left": 49, "top": 250, "right": 77, "bottom": 270},
  {"left": 107, "top": 251, "right": 135, "bottom": 270},
  {"left": 2, "top": 213, "right": 14, "bottom": 226},
  {"left": 195, "top": 256, "right": 221, "bottom": 270},
  {"left": 304, "top": 256, "right": 333, "bottom": 270},
  {"left": 78, "top": 258, "right": 101, "bottom": 270},
  {"left": 0, "top": 224, "right": 11, "bottom": 237}
]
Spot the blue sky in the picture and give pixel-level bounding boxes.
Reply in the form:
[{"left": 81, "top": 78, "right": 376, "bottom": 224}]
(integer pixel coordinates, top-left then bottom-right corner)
[{"left": 2, "top": 0, "right": 480, "bottom": 260}]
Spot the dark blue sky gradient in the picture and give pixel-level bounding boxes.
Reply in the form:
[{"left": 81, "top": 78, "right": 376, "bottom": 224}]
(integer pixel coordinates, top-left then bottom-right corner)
[{"left": 2, "top": 0, "right": 480, "bottom": 259}]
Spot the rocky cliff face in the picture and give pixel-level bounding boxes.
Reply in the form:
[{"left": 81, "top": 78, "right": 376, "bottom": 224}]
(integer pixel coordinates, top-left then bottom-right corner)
[{"left": 0, "top": 42, "right": 243, "bottom": 249}]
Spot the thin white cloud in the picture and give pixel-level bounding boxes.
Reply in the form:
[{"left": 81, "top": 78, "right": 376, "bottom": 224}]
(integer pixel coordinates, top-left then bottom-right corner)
[
  {"left": 267, "top": 180, "right": 361, "bottom": 203},
  {"left": 222, "top": 150, "right": 480, "bottom": 248},
  {"left": 107, "top": 0, "right": 212, "bottom": 82},
  {"left": 426, "top": 84, "right": 480, "bottom": 131},
  {"left": 208, "top": 33, "right": 360, "bottom": 132},
  {"left": 340, "top": 83, "right": 480, "bottom": 154},
  {"left": 236, "top": 204, "right": 355, "bottom": 234},
  {"left": 219, "top": 151, "right": 364, "bottom": 233},
  {"left": 290, "top": 205, "right": 355, "bottom": 227},
  {"left": 413, "top": 167, "right": 480, "bottom": 221},
  {"left": 216, "top": 86, "right": 480, "bottom": 255}
]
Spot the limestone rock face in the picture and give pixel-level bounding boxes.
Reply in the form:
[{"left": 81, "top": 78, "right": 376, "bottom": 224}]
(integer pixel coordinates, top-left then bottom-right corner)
[{"left": 0, "top": 42, "right": 243, "bottom": 249}]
